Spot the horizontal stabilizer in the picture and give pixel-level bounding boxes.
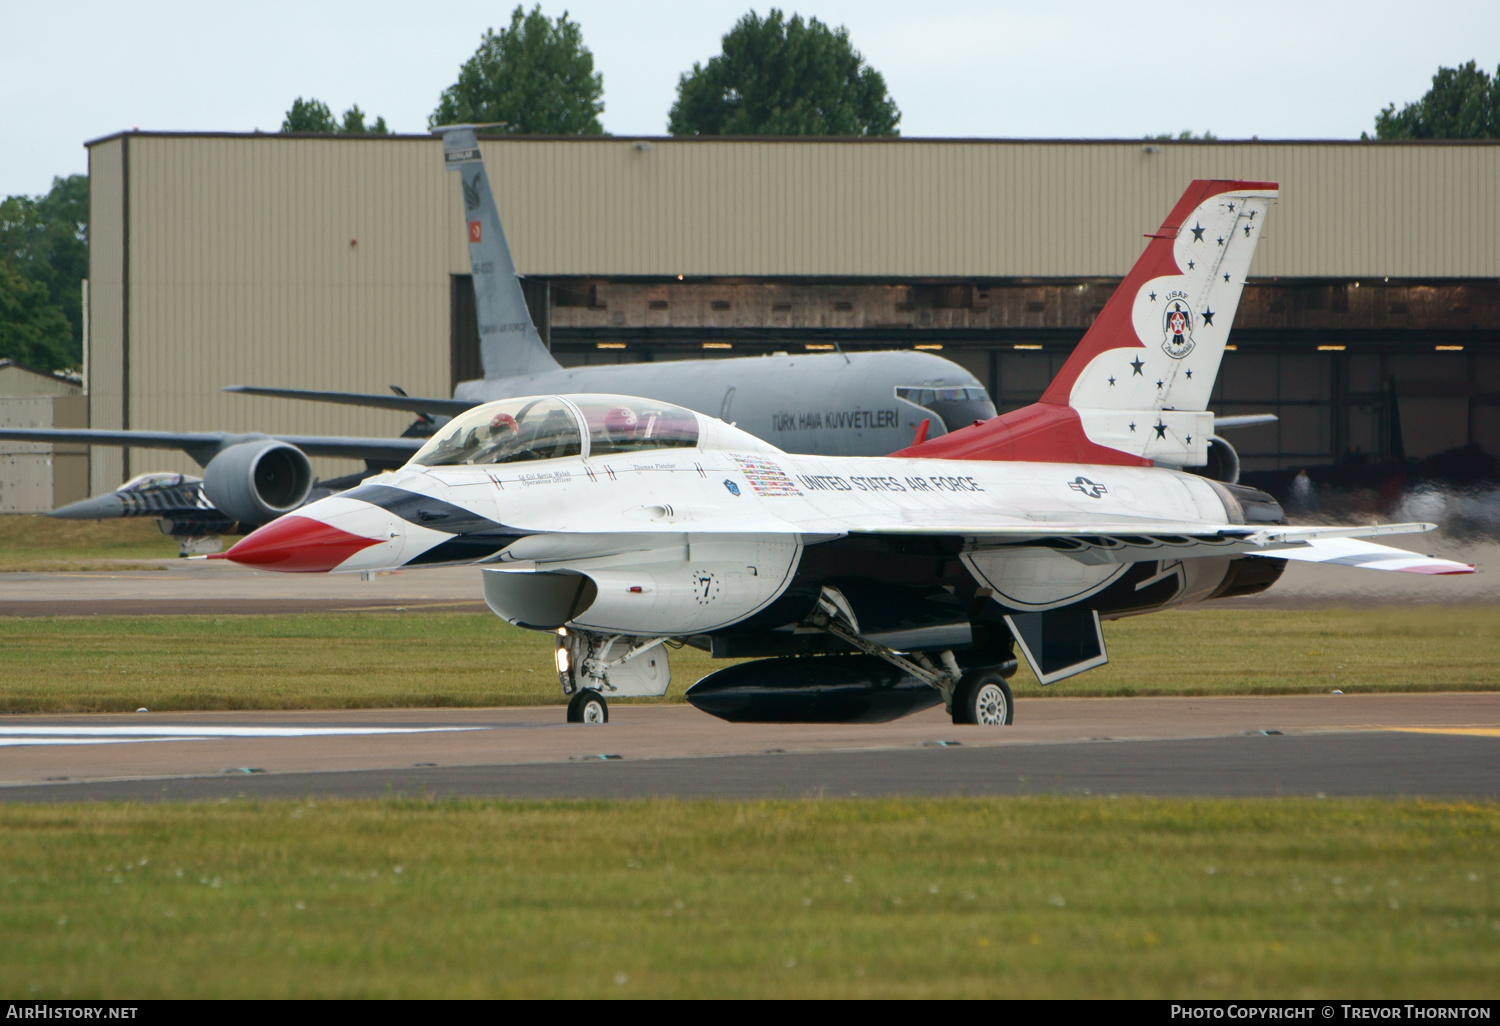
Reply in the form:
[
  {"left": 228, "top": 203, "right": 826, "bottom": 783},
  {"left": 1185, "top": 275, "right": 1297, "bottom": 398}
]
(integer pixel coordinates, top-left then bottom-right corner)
[
  {"left": 1213, "top": 414, "right": 1277, "bottom": 430},
  {"left": 1256, "top": 536, "right": 1474, "bottom": 575},
  {"left": 224, "top": 386, "right": 475, "bottom": 417}
]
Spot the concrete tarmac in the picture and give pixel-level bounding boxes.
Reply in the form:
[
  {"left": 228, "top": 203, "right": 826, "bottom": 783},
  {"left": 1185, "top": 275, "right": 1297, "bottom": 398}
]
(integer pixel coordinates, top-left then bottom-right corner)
[{"left": 2, "top": 693, "right": 1494, "bottom": 802}]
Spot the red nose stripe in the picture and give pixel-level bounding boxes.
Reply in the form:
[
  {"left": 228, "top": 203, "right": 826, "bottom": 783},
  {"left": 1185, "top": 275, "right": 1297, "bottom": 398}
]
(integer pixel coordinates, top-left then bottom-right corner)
[{"left": 224, "top": 515, "right": 383, "bottom": 573}]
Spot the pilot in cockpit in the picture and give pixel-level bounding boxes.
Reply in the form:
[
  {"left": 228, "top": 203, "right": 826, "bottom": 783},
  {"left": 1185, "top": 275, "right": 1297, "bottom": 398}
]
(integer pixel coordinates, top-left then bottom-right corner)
[
  {"left": 601, "top": 406, "right": 642, "bottom": 449},
  {"left": 465, "top": 412, "right": 522, "bottom": 464}
]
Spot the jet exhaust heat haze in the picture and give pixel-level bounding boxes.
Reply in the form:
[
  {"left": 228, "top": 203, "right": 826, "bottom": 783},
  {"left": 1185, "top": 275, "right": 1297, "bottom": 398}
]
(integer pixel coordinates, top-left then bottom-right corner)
[{"left": 224, "top": 181, "right": 1475, "bottom": 727}]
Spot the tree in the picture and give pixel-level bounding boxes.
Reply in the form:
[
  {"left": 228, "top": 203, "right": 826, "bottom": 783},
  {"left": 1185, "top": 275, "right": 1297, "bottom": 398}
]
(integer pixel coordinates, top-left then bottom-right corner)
[
  {"left": 668, "top": 10, "right": 899, "bottom": 137},
  {"left": 281, "top": 97, "right": 390, "bottom": 134},
  {"left": 430, "top": 5, "right": 604, "bottom": 134},
  {"left": 1372, "top": 61, "right": 1500, "bottom": 139},
  {"left": 0, "top": 261, "right": 73, "bottom": 372},
  {"left": 1145, "top": 130, "right": 1217, "bottom": 141},
  {"left": 339, "top": 104, "right": 388, "bottom": 134},
  {"left": 282, "top": 97, "right": 337, "bottom": 133},
  {"left": 0, "top": 174, "right": 88, "bottom": 369}
]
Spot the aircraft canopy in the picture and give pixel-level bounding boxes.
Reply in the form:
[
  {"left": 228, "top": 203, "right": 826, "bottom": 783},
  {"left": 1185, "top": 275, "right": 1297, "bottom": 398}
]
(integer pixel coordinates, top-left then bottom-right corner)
[{"left": 410, "top": 394, "right": 700, "bottom": 467}]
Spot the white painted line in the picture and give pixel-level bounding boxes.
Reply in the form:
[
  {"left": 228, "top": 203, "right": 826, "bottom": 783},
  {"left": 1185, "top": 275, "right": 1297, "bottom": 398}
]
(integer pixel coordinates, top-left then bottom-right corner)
[
  {"left": 0, "top": 737, "right": 214, "bottom": 747},
  {"left": 0, "top": 726, "right": 486, "bottom": 738}
]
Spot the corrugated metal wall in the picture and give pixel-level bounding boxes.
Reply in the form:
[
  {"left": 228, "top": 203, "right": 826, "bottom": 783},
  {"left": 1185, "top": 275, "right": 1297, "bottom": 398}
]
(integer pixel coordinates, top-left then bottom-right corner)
[
  {"left": 87, "top": 138, "right": 125, "bottom": 494},
  {"left": 480, "top": 137, "right": 1500, "bottom": 278},
  {"left": 87, "top": 133, "right": 1500, "bottom": 489}
]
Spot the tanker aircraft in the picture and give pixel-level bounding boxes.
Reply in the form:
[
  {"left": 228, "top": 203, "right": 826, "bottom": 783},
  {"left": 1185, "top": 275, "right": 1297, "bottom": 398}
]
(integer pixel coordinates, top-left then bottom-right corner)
[
  {"left": 0, "top": 125, "right": 994, "bottom": 541},
  {"left": 219, "top": 180, "right": 1473, "bottom": 727}
]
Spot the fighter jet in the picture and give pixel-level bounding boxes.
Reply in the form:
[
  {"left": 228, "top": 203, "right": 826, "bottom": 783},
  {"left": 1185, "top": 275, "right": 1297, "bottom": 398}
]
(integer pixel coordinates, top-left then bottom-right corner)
[{"left": 218, "top": 180, "right": 1474, "bottom": 726}]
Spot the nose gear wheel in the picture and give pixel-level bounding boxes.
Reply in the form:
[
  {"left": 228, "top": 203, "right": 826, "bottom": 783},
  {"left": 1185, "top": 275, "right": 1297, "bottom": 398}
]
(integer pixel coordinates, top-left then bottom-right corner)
[{"left": 567, "top": 689, "right": 609, "bottom": 724}]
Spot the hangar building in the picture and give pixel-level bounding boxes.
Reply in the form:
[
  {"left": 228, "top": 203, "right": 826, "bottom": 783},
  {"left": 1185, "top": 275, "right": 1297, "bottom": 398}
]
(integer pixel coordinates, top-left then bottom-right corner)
[{"left": 80, "top": 131, "right": 1500, "bottom": 496}]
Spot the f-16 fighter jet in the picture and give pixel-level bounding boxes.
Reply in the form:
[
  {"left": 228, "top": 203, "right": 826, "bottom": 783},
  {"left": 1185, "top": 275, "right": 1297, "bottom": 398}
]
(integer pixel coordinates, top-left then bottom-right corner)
[{"left": 219, "top": 181, "right": 1474, "bottom": 727}]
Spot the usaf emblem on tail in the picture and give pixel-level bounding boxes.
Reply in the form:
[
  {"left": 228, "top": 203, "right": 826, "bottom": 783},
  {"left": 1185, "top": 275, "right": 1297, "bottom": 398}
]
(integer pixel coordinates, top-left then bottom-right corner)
[{"left": 1161, "top": 291, "right": 1196, "bottom": 359}]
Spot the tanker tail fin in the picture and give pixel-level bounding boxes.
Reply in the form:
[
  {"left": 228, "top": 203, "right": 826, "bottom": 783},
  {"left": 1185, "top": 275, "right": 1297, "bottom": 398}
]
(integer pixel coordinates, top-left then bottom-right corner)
[{"left": 437, "top": 125, "right": 560, "bottom": 381}]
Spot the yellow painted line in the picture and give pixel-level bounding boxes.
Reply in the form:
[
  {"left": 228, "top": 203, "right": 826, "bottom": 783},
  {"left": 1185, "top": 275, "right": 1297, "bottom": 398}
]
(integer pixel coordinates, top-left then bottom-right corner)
[{"left": 1385, "top": 727, "right": 1500, "bottom": 738}]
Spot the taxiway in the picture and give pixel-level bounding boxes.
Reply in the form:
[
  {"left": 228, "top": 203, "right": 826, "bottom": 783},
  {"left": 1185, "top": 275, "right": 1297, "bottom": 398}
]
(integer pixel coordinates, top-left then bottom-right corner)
[{"left": 2, "top": 692, "right": 1494, "bottom": 802}]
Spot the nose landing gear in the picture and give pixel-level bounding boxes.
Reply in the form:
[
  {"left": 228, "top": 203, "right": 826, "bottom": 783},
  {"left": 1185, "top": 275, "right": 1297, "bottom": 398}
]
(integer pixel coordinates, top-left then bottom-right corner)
[
  {"left": 567, "top": 689, "right": 609, "bottom": 724},
  {"left": 555, "top": 628, "right": 671, "bottom": 724}
]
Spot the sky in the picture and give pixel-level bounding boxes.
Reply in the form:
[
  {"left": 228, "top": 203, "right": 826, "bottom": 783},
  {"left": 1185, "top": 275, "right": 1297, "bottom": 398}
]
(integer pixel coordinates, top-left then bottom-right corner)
[{"left": 3, "top": 0, "right": 1499, "bottom": 198}]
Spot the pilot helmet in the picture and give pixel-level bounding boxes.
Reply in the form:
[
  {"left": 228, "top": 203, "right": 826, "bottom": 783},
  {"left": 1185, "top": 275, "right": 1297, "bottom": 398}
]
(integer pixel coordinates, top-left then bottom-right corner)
[{"left": 604, "top": 407, "right": 639, "bottom": 437}]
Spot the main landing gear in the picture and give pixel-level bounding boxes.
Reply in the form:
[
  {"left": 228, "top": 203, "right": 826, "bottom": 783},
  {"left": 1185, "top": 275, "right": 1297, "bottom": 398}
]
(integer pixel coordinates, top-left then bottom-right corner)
[
  {"left": 950, "top": 671, "right": 1014, "bottom": 726},
  {"left": 807, "top": 587, "right": 1016, "bottom": 727}
]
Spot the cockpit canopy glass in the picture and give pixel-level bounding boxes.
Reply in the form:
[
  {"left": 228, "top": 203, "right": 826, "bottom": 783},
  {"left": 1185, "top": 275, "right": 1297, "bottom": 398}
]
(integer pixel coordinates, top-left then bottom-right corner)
[
  {"left": 411, "top": 397, "right": 583, "bottom": 467},
  {"left": 571, "top": 396, "right": 700, "bottom": 455}
]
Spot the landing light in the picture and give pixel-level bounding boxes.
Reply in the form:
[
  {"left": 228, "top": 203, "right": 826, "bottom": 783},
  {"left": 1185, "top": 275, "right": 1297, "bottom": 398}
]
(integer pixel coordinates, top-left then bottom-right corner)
[
  {"left": 1317, "top": 345, "right": 1346, "bottom": 351},
  {"left": 1013, "top": 344, "right": 1042, "bottom": 350},
  {"left": 555, "top": 647, "right": 570, "bottom": 673},
  {"left": 1435, "top": 345, "right": 1464, "bottom": 351},
  {"left": 915, "top": 344, "right": 944, "bottom": 351}
]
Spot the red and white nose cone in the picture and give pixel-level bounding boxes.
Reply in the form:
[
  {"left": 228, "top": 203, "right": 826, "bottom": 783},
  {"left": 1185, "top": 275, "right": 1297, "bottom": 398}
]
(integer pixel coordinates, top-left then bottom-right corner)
[{"left": 223, "top": 515, "right": 383, "bottom": 573}]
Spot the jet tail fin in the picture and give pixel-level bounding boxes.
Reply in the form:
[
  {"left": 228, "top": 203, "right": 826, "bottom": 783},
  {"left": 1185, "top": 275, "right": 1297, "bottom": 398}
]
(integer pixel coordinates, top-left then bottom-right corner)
[
  {"left": 894, "top": 180, "right": 1277, "bottom": 467},
  {"left": 436, "top": 125, "right": 560, "bottom": 381}
]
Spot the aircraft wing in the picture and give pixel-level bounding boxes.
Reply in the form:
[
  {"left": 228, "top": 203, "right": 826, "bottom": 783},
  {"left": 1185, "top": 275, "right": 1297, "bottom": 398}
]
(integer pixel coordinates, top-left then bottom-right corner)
[
  {"left": 842, "top": 520, "right": 1473, "bottom": 574},
  {"left": 261, "top": 434, "right": 424, "bottom": 461},
  {"left": 0, "top": 427, "right": 422, "bottom": 465},
  {"left": 224, "top": 386, "right": 476, "bottom": 416}
]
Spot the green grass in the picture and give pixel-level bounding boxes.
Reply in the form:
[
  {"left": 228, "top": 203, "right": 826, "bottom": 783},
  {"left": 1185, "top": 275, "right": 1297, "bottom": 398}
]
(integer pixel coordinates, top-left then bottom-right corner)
[
  {"left": 0, "top": 798, "right": 1494, "bottom": 998},
  {"left": 0, "top": 513, "right": 178, "bottom": 570},
  {"left": 0, "top": 605, "right": 1495, "bottom": 713},
  {"left": 1041, "top": 603, "right": 1500, "bottom": 697},
  {"left": 0, "top": 612, "right": 720, "bottom": 712}
]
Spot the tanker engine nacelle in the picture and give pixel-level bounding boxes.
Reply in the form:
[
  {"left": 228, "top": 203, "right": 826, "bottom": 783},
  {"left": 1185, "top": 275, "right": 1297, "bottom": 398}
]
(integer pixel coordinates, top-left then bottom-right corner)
[{"left": 201, "top": 439, "right": 314, "bottom": 525}]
